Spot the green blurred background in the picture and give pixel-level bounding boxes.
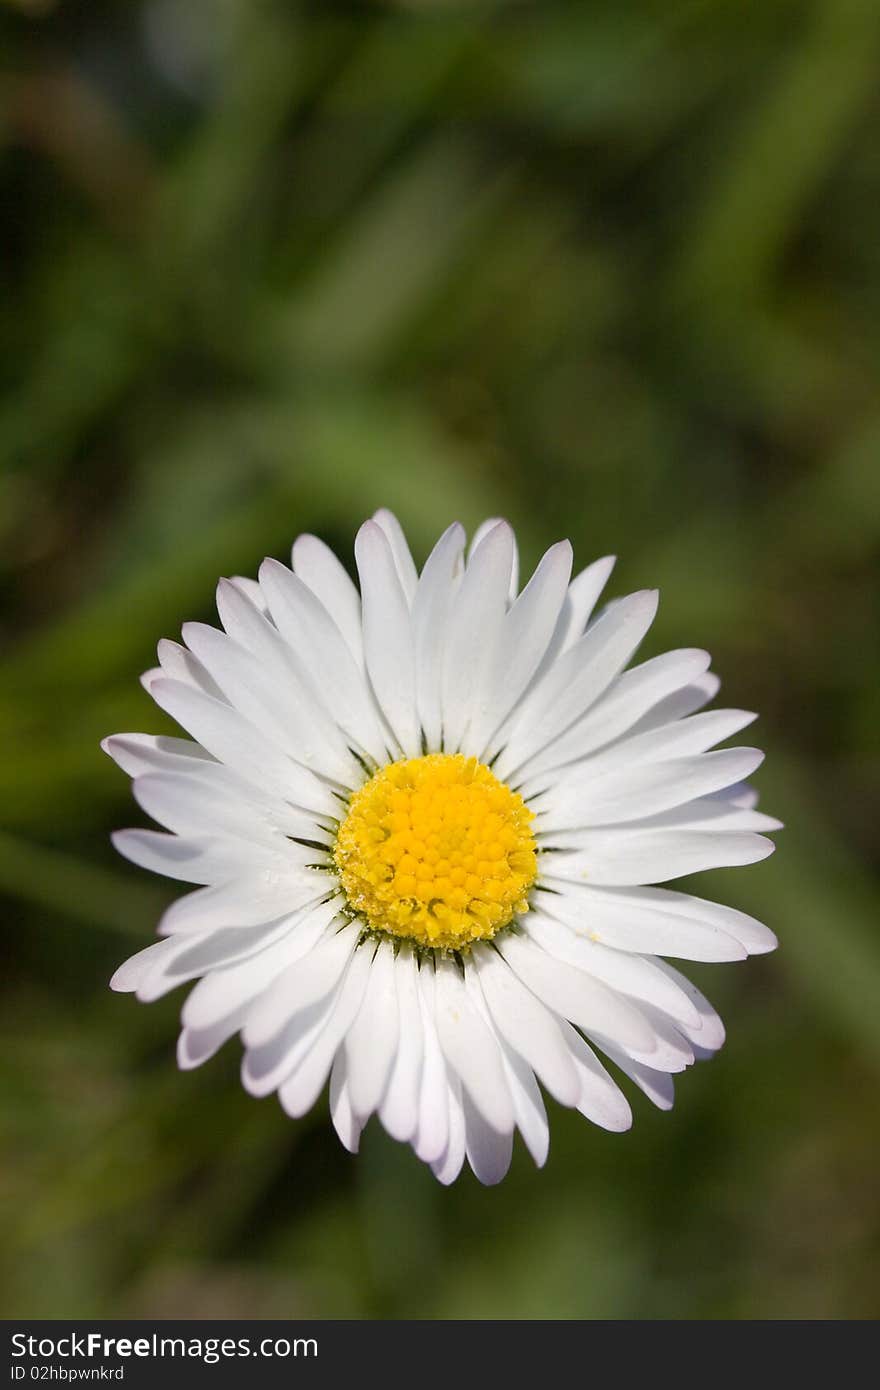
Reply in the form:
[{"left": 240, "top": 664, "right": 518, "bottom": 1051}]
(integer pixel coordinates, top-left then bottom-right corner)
[{"left": 2, "top": 0, "right": 879, "bottom": 1320}]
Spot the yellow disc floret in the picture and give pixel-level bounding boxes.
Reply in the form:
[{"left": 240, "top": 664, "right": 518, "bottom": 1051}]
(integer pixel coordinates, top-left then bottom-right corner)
[{"left": 334, "top": 753, "right": 537, "bottom": 951}]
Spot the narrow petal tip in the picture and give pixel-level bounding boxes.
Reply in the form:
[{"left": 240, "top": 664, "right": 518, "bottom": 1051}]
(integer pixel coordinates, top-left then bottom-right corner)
[
  {"left": 256, "top": 555, "right": 286, "bottom": 586},
  {"left": 139, "top": 668, "right": 161, "bottom": 695}
]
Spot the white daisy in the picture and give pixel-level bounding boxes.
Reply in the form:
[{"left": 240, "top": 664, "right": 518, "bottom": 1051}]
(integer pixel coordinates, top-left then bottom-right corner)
[{"left": 104, "top": 511, "right": 779, "bottom": 1185}]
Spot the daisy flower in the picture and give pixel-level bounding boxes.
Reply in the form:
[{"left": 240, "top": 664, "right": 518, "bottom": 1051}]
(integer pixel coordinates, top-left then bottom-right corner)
[{"left": 104, "top": 511, "right": 779, "bottom": 1185}]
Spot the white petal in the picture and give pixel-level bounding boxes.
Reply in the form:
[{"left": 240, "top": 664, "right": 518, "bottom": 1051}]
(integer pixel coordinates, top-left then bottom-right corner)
[
  {"left": 271, "top": 942, "right": 374, "bottom": 1111},
  {"left": 291, "top": 533, "right": 364, "bottom": 666},
  {"left": 354, "top": 520, "right": 420, "bottom": 757},
  {"left": 714, "top": 781, "right": 759, "bottom": 809},
  {"left": 526, "top": 910, "right": 703, "bottom": 1029},
  {"left": 469, "top": 518, "right": 518, "bottom": 600},
  {"left": 329, "top": 1053, "right": 363, "bottom": 1154},
  {"left": 653, "top": 961, "right": 726, "bottom": 1051},
  {"left": 469, "top": 944, "right": 580, "bottom": 1106},
  {"left": 603, "top": 1045, "right": 675, "bottom": 1111},
  {"left": 540, "top": 829, "right": 776, "bottom": 885},
  {"left": 623, "top": 671, "right": 721, "bottom": 738},
  {"left": 216, "top": 575, "right": 287, "bottom": 652},
  {"left": 101, "top": 733, "right": 214, "bottom": 778},
  {"left": 612, "top": 886, "right": 777, "bottom": 955},
  {"left": 243, "top": 922, "right": 359, "bottom": 1047},
  {"left": 557, "top": 1021, "right": 633, "bottom": 1131},
  {"left": 598, "top": 1003, "right": 694, "bottom": 1074},
  {"left": 500, "top": 1048, "right": 549, "bottom": 1168},
  {"left": 228, "top": 574, "right": 269, "bottom": 615},
  {"left": 131, "top": 768, "right": 323, "bottom": 847},
  {"left": 112, "top": 828, "right": 289, "bottom": 886},
  {"left": 430, "top": 1072, "right": 466, "bottom": 1186},
  {"left": 442, "top": 521, "right": 515, "bottom": 753},
  {"left": 344, "top": 939, "right": 400, "bottom": 1119},
  {"left": 464, "top": 966, "right": 549, "bottom": 1168},
  {"left": 535, "top": 748, "right": 765, "bottom": 830},
  {"left": 465, "top": 539, "right": 573, "bottom": 757},
  {"left": 373, "top": 509, "right": 418, "bottom": 606},
  {"left": 557, "top": 556, "right": 617, "bottom": 652},
  {"left": 494, "top": 590, "right": 659, "bottom": 777},
  {"left": 605, "top": 797, "right": 781, "bottom": 834},
  {"left": 462, "top": 1091, "right": 514, "bottom": 1186},
  {"left": 156, "top": 870, "right": 324, "bottom": 938},
  {"left": 249, "top": 983, "right": 343, "bottom": 1103},
  {"left": 149, "top": 678, "right": 338, "bottom": 814},
  {"left": 497, "top": 557, "right": 615, "bottom": 724},
  {"left": 412, "top": 965, "right": 450, "bottom": 1164},
  {"left": 583, "top": 708, "right": 758, "bottom": 774},
  {"left": 182, "top": 619, "right": 359, "bottom": 786},
  {"left": 177, "top": 1009, "right": 248, "bottom": 1070},
  {"left": 497, "top": 931, "right": 657, "bottom": 1055},
  {"left": 257, "top": 559, "right": 389, "bottom": 764},
  {"left": 180, "top": 902, "right": 338, "bottom": 1029},
  {"left": 513, "top": 649, "right": 712, "bottom": 785},
  {"left": 155, "top": 638, "right": 225, "bottom": 700},
  {"left": 139, "top": 666, "right": 163, "bottom": 694},
  {"left": 110, "top": 938, "right": 178, "bottom": 993},
  {"left": 411, "top": 523, "right": 465, "bottom": 752},
  {"left": 378, "top": 945, "right": 424, "bottom": 1143},
  {"left": 182, "top": 1013, "right": 248, "bottom": 1068},
  {"left": 132, "top": 911, "right": 318, "bottom": 1002},
  {"left": 536, "top": 881, "right": 747, "bottom": 962},
  {"left": 433, "top": 957, "right": 514, "bottom": 1134}
]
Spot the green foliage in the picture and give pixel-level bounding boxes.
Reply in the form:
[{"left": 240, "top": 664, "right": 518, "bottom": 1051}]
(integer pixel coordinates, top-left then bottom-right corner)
[{"left": 1, "top": 0, "right": 878, "bottom": 1319}]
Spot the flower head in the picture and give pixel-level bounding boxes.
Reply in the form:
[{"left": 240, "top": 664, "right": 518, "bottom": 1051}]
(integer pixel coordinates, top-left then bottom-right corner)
[{"left": 104, "top": 511, "right": 779, "bottom": 1184}]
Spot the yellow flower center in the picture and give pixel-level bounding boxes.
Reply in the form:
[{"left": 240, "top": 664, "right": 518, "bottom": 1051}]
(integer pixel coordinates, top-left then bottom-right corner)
[{"left": 334, "top": 753, "right": 537, "bottom": 951}]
